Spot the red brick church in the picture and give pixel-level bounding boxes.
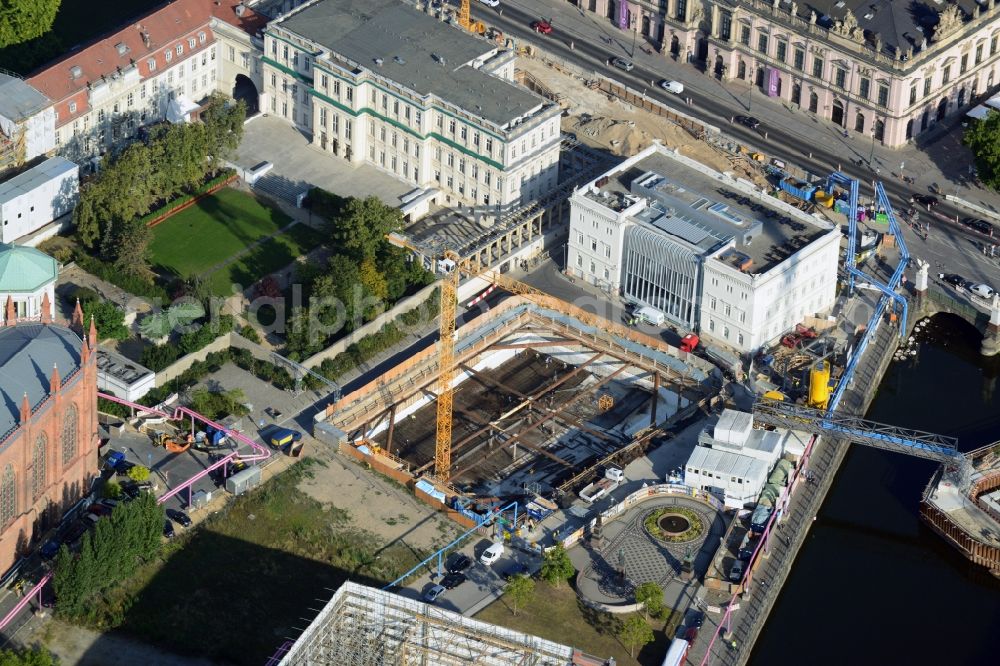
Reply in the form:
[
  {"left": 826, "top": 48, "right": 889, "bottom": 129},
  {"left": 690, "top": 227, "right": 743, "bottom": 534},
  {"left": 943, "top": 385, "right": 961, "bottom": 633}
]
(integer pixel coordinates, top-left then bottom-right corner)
[{"left": 0, "top": 294, "right": 99, "bottom": 574}]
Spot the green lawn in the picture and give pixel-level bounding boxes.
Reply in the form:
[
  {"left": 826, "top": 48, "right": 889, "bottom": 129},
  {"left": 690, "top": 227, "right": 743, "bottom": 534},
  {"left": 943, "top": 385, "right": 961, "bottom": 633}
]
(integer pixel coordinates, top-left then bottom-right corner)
[
  {"left": 149, "top": 188, "right": 292, "bottom": 279},
  {"left": 77, "top": 461, "right": 427, "bottom": 664},
  {"left": 475, "top": 582, "right": 678, "bottom": 666},
  {"left": 205, "top": 222, "right": 325, "bottom": 296}
]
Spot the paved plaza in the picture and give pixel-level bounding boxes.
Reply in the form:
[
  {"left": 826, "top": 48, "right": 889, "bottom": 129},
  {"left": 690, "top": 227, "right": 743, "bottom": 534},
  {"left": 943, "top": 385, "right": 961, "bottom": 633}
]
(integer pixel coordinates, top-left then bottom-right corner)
[
  {"left": 575, "top": 495, "right": 726, "bottom": 606},
  {"left": 232, "top": 115, "right": 414, "bottom": 205}
]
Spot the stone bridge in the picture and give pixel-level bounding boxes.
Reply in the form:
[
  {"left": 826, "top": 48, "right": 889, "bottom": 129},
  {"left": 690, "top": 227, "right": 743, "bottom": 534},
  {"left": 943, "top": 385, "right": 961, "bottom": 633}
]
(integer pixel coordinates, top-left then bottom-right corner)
[{"left": 913, "top": 260, "right": 1000, "bottom": 356}]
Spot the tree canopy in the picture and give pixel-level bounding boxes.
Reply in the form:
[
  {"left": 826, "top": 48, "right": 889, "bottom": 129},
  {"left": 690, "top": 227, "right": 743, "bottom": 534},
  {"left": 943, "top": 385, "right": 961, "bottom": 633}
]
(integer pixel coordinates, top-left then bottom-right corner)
[
  {"left": 963, "top": 112, "right": 1000, "bottom": 190},
  {"left": 0, "top": 0, "right": 61, "bottom": 47},
  {"left": 539, "top": 544, "right": 575, "bottom": 586},
  {"left": 82, "top": 300, "right": 128, "bottom": 341},
  {"left": 619, "top": 615, "right": 654, "bottom": 658},
  {"left": 0, "top": 646, "right": 56, "bottom": 666},
  {"left": 504, "top": 574, "right": 535, "bottom": 616},
  {"left": 634, "top": 581, "right": 664, "bottom": 620},
  {"left": 74, "top": 95, "right": 246, "bottom": 265},
  {"left": 329, "top": 195, "right": 403, "bottom": 260}
]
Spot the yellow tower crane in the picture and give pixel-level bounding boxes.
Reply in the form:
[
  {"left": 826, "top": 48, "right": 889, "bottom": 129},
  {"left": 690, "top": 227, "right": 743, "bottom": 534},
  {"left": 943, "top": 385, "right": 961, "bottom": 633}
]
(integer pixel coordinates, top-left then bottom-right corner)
[
  {"left": 456, "top": 0, "right": 487, "bottom": 35},
  {"left": 433, "top": 254, "right": 545, "bottom": 481}
]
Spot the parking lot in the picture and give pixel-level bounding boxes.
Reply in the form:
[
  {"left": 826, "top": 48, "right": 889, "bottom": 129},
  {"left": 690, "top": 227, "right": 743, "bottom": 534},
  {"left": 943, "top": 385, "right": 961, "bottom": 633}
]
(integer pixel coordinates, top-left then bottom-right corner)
[{"left": 394, "top": 539, "right": 542, "bottom": 616}]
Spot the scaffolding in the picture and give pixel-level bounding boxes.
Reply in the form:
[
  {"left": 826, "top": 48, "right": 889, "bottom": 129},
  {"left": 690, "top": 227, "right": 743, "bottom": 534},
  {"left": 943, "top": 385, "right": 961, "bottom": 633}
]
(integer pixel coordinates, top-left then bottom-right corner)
[{"left": 272, "top": 582, "right": 607, "bottom": 666}]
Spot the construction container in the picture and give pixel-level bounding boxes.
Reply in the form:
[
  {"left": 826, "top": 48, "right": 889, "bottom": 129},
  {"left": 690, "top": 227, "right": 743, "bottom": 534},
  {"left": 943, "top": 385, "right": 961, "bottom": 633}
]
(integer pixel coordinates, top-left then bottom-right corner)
[
  {"left": 226, "top": 465, "right": 261, "bottom": 495},
  {"left": 779, "top": 178, "right": 817, "bottom": 202},
  {"left": 808, "top": 361, "right": 831, "bottom": 409}
]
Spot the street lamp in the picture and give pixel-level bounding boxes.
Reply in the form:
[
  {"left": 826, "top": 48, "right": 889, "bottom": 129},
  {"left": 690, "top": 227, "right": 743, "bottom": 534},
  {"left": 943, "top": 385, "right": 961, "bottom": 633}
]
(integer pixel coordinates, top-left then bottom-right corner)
[{"left": 630, "top": 13, "right": 638, "bottom": 59}]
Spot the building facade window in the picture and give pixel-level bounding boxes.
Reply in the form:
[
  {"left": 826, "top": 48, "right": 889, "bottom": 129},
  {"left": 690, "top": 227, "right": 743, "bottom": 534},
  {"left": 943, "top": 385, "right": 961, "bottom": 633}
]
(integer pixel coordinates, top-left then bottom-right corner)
[
  {"left": 835, "top": 68, "right": 846, "bottom": 89},
  {"left": 877, "top": 83, "right": 889, "bottom": 107},
  {"left": 0, "top": 466, "right": 13, "bottom": 527},
  {"left": 961, "top": 54, "right": 969, "bottom": 75},
  {"left": 811, "top": 57, "right": 824, "bottom": 78},
  {"left": 740, "top": 25, "right": 750, "bottom": 46},
  {"left": 942, "top": 65, "right": 951, "bottom": 85},
  {"left": 775, "top": 40, "right": 786, "bottom": 62},
  {"left": 62, "top": 404, "right": 78, "bottom": 465},
  {"left": 32, "top": 435, "right": 46, "bottom": 500},
  {"left": 909, "top": 84, "right": 917, "bottom": 105},
  {"left": 924, "top": 77, "right": 932, "bottom": 97},
  {"left": 859, "top": 76, "right": 870, "bottom": 100},
  {"left": 757, "top": 33, "right": 768, "bottom": 54},
  {"left": 719, "top": 12, "right": 732, "bottom": 41}
]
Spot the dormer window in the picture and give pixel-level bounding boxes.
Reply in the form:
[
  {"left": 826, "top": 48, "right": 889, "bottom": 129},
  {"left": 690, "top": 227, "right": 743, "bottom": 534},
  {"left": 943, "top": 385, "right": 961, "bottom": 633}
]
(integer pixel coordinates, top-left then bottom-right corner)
[
  {"left": 198, "top": 31, "right": 206, "bottom": 44},
  {"left": 176, "top": 44, "right": 183, "bottom": 56},
  {"left": 115, "top": 42, "right": 129, "bottom": 56},
  {"left": 147, "top": 57, "right": 156, "bottom": 72},
  {"left": 68, "top": 101, "right": 77, "bottom": 113},
  {"left": 165, "top": 50, "right": 173, "bottom": 63},
  {"left": 188, "top": 37, "right": 195, "bottom": 49},
  {"left": 70, "top": 65, "right": 82, "bottom": 79}
]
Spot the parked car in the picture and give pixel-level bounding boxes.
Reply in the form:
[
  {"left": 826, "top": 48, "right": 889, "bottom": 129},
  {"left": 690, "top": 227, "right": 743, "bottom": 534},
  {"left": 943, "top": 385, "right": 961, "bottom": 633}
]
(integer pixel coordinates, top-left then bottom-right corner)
[
  {"left": 939, "top": 273, "right": 965, "bottom": 287},
  {"left": 531, "top": 19, "right": 553, "bottom": 34},
  {"left": 423, "top": 583, "right": 446, "bottom": 603},
  {"left": 39, "top": 539, "right": 61, "bottom": 560},
  {"left": 163, "top": 520, "right": 175, "bottom": 539},
  {"left": 969, "top": 283, "right": 996, "bottom": 299},
  {"left": 478, "top": 0, "right": 500, "bottom": 6},
  {"left": 964, "top": 218, "right": 995, "bottom": 235},
  {"left": 88, "top": 504, "right": 112, "bottom": 517},
  {"left": 167, "top": 509, "right": 192, "bottom": 527},
  {"left": 729, "top": 560, "right": 745, "bottom": 582},
  {"left": 659, "top": 80, "right": 684, "bottom": 94},
  {"left": 480, "top": 542, "right": 504, "bottom": 565},
  {"left": 735, "top": 115, "right": 761, "bottom": 130},
  {"left": 912, "top": 193, "right": 939, "bottom": 208},
  {"left": 610, "top": 57, "right": 634, "bottom": 72},
  {"left": 440, "top": 572, "right": 467, "bottom": 589},
  {"left": 447, "top": 553, "right": 472, "bottom": 574}
]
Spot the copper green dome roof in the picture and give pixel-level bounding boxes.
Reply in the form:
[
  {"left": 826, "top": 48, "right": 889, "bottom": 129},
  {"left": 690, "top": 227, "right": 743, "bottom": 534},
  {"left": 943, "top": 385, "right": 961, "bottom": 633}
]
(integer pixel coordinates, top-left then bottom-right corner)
[{"left": 0, "top": 244, "right": 57, "bottom": 293}]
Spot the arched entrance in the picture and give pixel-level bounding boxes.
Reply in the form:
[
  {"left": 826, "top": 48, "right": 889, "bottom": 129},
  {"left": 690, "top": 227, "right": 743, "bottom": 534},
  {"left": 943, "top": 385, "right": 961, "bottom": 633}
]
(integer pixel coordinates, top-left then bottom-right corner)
[
  {"left": 755, "top": 67, "right": 765, "bottom": 88},
  {"left": 809, "top": 91, "right": 818, "bottom": 113},
  {"left": 607, "top": 0, "right": 615, "bottom": 20},
  {"left": 696, "top": 38, "right": 708, "bottom": 61},
  {"left": 714, "top": 55, "right": 724, "bottom": 79},
  {"left": 792, "top": 83, "right": 801, "bottom": 105},
  {"left": 855, "top": 111, "right": 865, "bottom": 133},
  {"left": 233, "top": 74, "right": 259, "bottom": 115},
  {"left": 671, "top": 34, "right": 680, "bottom": 57},
  {"left": 874, "top": 118, "right": 885, "bottom": 142},
  {"left": 905, "top": 118, "right": 914, "bottom": 140},
  {"left": 921, "top": 109, "right": 929, "bottom": 131},
  {"left": 642, "top": 15, "right": 651, "bottom": 37},
  {"left": 936, "top": 96, "right": 948, "bottom": 121},
  {"left": 737, "top": 60, "right": 746, "bottom": 80},
  {"left": 831, "top": 99, "right": 845, "bottom": 126},
  {"left": 958, "top": 87, "right": 966, "bottom": 107}
]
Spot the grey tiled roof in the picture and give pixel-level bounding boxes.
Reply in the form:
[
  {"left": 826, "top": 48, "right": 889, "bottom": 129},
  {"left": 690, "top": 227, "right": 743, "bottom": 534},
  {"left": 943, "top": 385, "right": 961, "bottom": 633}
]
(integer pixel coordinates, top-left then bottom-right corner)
[{"left": 0, "top": 324, "right": 83, "bottom": 439}]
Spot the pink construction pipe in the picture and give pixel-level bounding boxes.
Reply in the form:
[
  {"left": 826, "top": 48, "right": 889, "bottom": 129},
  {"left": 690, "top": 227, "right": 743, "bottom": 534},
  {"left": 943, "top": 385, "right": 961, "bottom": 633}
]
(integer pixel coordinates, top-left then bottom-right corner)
[
  {"left": 0, "top": 571, "right": 51, "bottom": 633},
  {"left": 97, "top": 393, "right": 272, "bottom": 505}
]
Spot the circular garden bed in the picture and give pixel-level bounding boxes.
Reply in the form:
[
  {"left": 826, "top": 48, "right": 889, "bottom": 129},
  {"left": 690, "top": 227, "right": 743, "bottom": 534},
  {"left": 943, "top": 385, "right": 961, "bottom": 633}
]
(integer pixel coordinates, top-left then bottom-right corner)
[{"left": 643, "top": 507, "right": 704, "bottom": 543}]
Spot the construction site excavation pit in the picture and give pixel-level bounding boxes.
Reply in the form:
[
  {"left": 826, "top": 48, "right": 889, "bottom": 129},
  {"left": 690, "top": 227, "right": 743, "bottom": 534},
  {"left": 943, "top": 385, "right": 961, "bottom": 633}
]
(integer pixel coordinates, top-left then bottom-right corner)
[{"left": 316, "top": 296, "right": 719, "bottom": 511}]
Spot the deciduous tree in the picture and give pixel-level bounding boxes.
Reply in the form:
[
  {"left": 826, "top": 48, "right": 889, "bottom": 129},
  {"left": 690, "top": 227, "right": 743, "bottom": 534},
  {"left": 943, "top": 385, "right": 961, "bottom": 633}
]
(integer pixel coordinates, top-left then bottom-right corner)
[
  {"left": 330, "top": 196, "right": 403, "bottom": 259},
  {"left": 619, "top": 615, "right": 654, "bottom": 658},
  {"left": 504, "top": 574, "right": 535, "bottom": 616},
  {"left": 540, "top": 544, "right": 575, "bottom": 586},
  {"left": 82, "top": 300, "right": 128, "bottom": 341},
  {"left": 634, "top": 581, "right": 664, "bottom": 621},
  {"left": 0, "top": 0, "right": 61, "bottom": 47},
  {"left": 964, "top": 111, "right": 1000, "bottom": 190}
]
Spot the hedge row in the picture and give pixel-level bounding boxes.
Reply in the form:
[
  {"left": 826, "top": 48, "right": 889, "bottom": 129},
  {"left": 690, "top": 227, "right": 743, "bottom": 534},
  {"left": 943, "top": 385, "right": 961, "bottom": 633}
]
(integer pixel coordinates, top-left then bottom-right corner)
[
  {"left": 139, "top": 169, "right": 237, "bottom": 226},
  {"left": 317, "top": 288, "right": 439, "bottom": 381}
]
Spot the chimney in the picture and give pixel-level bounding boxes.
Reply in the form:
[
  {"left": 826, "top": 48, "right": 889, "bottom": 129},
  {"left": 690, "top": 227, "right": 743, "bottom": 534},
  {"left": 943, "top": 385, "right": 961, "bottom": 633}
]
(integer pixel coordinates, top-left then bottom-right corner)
[
  {"left": 4, "top": 296, "right": 14, "bottom": 326},
  {"left": 40, "top": 292, "right": 52, "bottom": 324},
  {"left": 236, "top": 3, "right": 246, "bottom": 17}
]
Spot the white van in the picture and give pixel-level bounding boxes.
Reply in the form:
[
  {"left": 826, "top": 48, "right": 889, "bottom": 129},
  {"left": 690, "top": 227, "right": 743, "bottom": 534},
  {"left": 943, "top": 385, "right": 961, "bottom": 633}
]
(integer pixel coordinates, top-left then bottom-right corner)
[
  {"left": 634, "top": 306, "right": 666, "bottom": 326},
  {"left": 480, "top": 542, "right": 504, "bottom": 565},
  {"left": 660, "top": 80, "right": 684, "bottom": 94}
]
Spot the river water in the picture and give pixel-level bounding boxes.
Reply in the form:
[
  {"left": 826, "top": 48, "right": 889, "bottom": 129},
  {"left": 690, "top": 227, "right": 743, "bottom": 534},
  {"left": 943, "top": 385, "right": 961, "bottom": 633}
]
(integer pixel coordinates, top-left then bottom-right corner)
[{"left": 749, "top": 314, "right": 1000, "bottom": 665}]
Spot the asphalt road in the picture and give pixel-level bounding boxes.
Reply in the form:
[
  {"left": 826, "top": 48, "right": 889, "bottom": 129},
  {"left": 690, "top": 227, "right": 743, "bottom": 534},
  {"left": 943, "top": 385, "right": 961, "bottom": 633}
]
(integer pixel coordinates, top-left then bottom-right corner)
[{"left": 458, "top": 1, "right": 1000, "bottom": 248}]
